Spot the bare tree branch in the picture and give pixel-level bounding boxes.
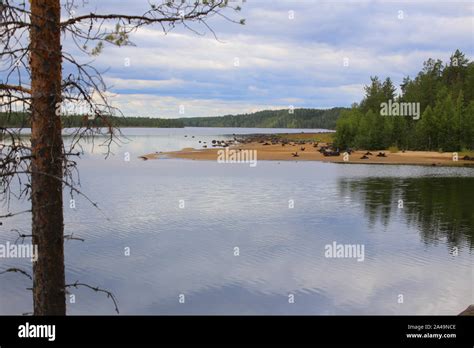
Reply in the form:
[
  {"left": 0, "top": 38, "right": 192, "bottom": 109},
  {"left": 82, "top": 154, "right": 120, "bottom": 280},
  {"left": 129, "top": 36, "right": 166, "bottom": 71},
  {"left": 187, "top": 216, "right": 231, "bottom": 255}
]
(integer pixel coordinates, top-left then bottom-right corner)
[
  {"left": 0, "top": 267, "right": 33, "bottom": 280},
  {"left": 66, "top": 281, "right": 120, "bottom": 314},
  {"left": 0, "top": 84, "right": 31, "bottom": 94}
]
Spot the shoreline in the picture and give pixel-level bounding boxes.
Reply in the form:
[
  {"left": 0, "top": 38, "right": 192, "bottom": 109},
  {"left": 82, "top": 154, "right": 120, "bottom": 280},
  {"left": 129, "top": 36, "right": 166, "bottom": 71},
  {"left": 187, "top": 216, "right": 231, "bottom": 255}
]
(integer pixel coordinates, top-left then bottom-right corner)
[{"left": 142, "top": 133, "right": 474, "bottom": 167}]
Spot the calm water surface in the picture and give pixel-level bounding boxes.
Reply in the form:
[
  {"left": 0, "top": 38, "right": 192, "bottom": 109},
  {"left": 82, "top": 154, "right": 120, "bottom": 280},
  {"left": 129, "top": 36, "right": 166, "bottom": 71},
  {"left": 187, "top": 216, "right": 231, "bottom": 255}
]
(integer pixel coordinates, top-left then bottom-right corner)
[{"left": 1, "top": 128, "right": 472, "bottom": 315}]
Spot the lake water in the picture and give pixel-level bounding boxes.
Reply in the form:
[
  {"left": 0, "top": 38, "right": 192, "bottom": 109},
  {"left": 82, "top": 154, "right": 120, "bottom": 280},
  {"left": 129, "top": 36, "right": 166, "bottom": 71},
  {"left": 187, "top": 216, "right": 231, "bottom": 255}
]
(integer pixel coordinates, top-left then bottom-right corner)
[{"left": 0, "top": 128, "right": 473, "bottom": 315}]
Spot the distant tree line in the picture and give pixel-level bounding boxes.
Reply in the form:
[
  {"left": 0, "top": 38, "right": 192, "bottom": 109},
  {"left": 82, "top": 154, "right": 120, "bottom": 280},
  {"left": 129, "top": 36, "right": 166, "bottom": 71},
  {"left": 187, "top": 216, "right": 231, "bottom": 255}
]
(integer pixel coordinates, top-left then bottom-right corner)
[
  {"left": 1, "top": 108, "right": 344, "bottom": 130},
  {"left": 181, "top": 108, "right": 345, "bottom": 129},
  {"left": 335, "top": 50, "right": 474, "bottom": 151},
  {"left": 0, "top": 113, "right": 185, "bottom": 128}
]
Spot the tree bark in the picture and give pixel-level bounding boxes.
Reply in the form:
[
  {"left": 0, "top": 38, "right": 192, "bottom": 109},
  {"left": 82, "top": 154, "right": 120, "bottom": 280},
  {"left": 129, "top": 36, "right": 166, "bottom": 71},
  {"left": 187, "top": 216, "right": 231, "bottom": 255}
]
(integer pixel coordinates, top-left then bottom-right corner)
[{"left": 30, "top": 0, "right": 66, "bottom": 315}]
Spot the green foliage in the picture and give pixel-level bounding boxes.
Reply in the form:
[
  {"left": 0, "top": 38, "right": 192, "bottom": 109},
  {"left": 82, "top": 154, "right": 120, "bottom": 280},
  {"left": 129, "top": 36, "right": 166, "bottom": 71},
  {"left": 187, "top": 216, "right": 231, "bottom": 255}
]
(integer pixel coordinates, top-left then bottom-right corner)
[
  {"left": 104, "top": 24, "right": 132, "bottom": 47},
  {"left": 335, "top": 50, "right": 474, "bottom": 151},
  {"left": 182, "top": 108, "right": 345, "bottom": 129}
]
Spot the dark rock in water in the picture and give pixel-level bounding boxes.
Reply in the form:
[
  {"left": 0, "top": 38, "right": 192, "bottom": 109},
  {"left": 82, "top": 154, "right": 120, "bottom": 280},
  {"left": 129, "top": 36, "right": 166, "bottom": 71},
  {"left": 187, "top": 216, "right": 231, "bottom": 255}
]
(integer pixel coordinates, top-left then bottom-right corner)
[
  {"left": 139, "top": 156, "right": 148, "bottom": 161},
  {"left": 212, "top": 140, "right": 217, "bottom": 144},
  {"left": 199, "top": 141, "right": 202, "bottom": 143}
]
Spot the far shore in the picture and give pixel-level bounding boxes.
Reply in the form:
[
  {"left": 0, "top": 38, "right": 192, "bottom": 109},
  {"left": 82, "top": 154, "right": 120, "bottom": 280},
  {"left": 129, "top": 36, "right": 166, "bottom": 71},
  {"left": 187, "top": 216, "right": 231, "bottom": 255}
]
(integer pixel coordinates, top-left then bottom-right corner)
[{"left": 141, "top": 132, "right": 474, "bottom": 167}]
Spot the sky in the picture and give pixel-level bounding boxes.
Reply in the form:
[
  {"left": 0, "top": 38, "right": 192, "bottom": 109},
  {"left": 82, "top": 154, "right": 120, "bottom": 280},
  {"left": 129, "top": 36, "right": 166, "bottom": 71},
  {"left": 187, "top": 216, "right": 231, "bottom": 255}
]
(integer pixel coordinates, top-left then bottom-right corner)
[{"left": 63, "top": 0, "right": 474, "bottom": 117}]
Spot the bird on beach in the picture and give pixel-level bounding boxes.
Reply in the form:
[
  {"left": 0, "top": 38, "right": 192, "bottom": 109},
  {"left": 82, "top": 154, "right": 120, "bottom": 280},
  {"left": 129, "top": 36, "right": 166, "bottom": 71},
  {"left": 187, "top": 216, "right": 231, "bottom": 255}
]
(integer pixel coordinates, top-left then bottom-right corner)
[
  {"left": 360, "top": 155, "right": 369, "bottom": 159},
  {"left": 300, "top": 147, "right": 305, "bottom": 151},
  {"left": 292, "top": 152, "right": 299, "bottom": 157}
]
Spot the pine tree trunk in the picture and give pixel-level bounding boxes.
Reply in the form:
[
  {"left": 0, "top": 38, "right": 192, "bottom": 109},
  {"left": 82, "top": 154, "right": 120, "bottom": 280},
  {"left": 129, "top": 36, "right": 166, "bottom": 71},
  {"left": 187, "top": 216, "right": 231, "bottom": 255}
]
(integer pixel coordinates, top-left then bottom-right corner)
[{"left": 30, "top": 0, "right": 66, "bottom": 315}]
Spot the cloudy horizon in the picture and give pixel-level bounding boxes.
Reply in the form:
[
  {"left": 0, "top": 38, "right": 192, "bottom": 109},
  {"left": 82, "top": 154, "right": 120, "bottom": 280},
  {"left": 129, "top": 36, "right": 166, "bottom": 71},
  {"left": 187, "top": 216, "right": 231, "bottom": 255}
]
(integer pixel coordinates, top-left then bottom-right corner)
[{"left": 64, "top": 0, "right": 473, "bottom": 118}]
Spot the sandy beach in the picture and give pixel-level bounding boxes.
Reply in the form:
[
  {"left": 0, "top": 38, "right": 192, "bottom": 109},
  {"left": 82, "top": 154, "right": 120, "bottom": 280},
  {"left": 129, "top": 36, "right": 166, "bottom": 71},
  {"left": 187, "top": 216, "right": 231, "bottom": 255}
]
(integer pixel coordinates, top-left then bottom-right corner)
[{"left": 142, "top": 133, "right": 474, "bottom": 167}]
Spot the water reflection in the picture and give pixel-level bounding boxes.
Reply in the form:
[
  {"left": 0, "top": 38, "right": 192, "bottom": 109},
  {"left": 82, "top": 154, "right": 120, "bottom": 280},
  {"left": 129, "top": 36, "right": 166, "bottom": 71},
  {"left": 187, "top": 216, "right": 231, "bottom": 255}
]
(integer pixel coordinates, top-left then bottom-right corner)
[
  {"left": 339, "top": 177, "right": 474, "bottom": 249},
  {"left": 0, "top": 130, "right": 473, "bottom": 315}
]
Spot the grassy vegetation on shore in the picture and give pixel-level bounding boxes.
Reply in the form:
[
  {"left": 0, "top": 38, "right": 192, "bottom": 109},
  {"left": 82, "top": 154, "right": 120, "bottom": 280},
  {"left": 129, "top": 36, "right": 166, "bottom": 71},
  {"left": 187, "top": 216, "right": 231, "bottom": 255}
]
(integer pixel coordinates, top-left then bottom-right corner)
[{"left": 274, "top": 132, "right": 335, "bottom": 143}]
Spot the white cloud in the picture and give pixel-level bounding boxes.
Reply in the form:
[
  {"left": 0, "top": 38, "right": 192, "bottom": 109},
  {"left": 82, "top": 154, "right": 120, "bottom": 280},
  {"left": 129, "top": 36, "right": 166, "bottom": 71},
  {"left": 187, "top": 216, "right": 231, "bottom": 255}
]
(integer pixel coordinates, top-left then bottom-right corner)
[
  {"left": 108, "top": 93, "right": 284, "bottom": 117},
  {"left": 49, "top": 1, "right": 474, "bottom": 116}
]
